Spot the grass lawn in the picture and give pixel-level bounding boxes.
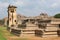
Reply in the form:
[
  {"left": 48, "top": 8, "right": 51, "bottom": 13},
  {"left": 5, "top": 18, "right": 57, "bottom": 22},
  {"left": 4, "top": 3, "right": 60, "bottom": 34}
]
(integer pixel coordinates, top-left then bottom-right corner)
[
  {"left": 0, "top": 31, "right": 7, "bottom": 40},
  {"left": 0, "top": 26, "right": 7, "bottom": 40},
  {"left": 0, "top": 26, "right": 15, "bottom": 40}
]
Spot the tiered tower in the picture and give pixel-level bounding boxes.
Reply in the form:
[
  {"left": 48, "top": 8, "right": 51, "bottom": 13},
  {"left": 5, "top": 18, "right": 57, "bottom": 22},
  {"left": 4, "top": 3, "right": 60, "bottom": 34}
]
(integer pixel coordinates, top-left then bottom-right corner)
[{"left": 8, "top": 5, "right": 17, "bottom": 27}]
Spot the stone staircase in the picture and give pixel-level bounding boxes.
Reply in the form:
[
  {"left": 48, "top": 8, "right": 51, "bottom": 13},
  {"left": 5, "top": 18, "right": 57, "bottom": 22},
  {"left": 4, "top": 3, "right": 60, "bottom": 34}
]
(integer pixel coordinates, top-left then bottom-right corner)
[
  {"left": 43, "top": 24, "right": 59, "bottom": 37},
  {"left": 10, "top": 23, "right": 59, "bottom": 37},
  {"left": 20, "top": 23, "right": 38, "bottom": 37}
]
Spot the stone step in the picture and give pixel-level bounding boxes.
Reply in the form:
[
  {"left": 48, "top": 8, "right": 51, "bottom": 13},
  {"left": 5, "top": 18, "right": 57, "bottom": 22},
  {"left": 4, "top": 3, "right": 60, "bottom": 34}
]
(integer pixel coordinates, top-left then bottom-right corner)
[
  {"left": 21, "top": 31, "right": 35, "bottom": 34},
  {"left": 26, "top": 27, "right": 38, "bottom": 30},
  {"left": 47, "top": 24, "right": 58, "bottom": 27},
  {"left": 51, "top": 21, "right": 60, "bottom": 24},
  {"left": 20, "top": 33, "right": 35, "bottom": 37},
  {"left": 22, "top": 32, "right": 34, "bottom": 34},
  {"left": 26, "top": 23, "right": 37, "bottom": 27},
  {"left": 43, "top": 34, "right": 58, "bottom": 37},
  {"left": 44, "top": 32, "right": 57, "bottom": 35},
  {"left": 45, "top": 27, "right": 58, "bottom": 31}
]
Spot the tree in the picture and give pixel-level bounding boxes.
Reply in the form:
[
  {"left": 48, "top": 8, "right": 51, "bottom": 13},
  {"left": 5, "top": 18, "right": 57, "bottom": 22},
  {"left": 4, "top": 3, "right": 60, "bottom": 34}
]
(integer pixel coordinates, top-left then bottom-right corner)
[{"left": 54, "top": 13, "right": 60, "bottom": 18}]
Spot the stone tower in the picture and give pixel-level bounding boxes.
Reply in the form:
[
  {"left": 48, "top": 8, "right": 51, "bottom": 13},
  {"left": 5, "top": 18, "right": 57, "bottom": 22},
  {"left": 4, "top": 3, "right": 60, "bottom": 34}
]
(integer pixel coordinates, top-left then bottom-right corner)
[{"left": 8, "top": 5, "right": 17, "bottom": 27}]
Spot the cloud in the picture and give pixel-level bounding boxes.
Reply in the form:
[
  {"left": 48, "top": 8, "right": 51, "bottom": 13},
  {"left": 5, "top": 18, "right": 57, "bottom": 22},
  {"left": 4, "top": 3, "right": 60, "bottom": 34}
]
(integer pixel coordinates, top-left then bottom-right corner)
[
  {"left": 12, "top": 0, "right": 24, "bottom": 7},
  {"left": 0, "top": 0, "right": 60, "bottom": 19},
  {"left": 51, "top": 3, "right": 59, "bottom": 8},
  {"left": 0, "top": 2, "right": 9, "bottom": 7}
]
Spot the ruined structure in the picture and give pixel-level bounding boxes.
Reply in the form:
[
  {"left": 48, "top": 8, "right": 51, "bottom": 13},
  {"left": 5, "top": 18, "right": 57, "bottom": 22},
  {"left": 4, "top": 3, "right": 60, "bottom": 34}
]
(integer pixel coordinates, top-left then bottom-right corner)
[
  {"left": 4, "top": 5, "right": 60, "bottom": 37},
  {"left": 8, "top": 5, "right": 17, "bottom": 27}
]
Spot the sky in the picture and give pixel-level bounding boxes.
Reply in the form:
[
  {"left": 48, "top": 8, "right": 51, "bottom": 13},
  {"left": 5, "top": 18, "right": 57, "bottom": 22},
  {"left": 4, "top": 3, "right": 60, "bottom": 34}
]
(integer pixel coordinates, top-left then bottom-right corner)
[{"left": 0, "top": 0, "right": 60, "bottom": 19}]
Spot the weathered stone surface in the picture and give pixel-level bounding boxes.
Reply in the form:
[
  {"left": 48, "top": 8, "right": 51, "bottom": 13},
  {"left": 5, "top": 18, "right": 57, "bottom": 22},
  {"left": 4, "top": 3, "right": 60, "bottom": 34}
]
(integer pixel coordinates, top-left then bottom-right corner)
[{"left": 5, "top": 5, "right": 60, "bottom": 37}]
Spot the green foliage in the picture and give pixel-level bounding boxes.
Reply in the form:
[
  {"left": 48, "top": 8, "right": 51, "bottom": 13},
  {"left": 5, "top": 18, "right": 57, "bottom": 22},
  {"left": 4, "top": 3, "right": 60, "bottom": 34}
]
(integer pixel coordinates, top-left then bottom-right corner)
[{"left": 54, "top": 13, "right": 60, "bottom": 18}]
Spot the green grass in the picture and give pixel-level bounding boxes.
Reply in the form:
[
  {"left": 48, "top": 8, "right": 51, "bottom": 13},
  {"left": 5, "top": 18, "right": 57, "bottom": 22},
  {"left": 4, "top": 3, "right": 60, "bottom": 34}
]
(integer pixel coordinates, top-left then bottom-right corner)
[
  {"left": 0, "top": 26, "right": 28, "bottom": 40},
  {"left": 0, "top": 32, "right": 7, "bottom": 40},
  {"left": 0, "top": 26, "right": 7, "bottom": 40}
]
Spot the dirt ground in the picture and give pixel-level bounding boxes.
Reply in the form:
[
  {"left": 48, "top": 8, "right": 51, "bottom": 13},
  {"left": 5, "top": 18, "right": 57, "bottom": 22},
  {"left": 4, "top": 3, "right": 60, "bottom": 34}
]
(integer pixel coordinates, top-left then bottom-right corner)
[{"left": 6, "top": 36, "right": 60, "bottom": 40}]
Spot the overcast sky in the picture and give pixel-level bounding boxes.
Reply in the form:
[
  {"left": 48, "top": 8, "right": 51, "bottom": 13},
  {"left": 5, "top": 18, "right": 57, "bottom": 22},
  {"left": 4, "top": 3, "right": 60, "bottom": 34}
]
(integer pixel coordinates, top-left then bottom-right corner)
[{"left": 0, "top": 0, "right": 60, "bottom": 19}]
